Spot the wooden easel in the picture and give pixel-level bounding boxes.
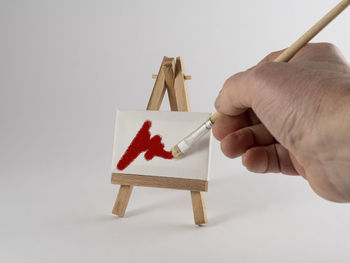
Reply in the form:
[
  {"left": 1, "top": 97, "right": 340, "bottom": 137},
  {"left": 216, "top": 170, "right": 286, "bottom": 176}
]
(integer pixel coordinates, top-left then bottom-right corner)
[{"left": 111, "top": 56, "right": 208, "bottom": 225}]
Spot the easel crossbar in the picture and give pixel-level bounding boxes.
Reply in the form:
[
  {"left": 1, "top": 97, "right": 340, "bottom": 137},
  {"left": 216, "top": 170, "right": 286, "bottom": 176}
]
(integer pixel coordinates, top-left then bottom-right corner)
[{"left": 112, "top": 173, "right": 208, "bottom": 192}]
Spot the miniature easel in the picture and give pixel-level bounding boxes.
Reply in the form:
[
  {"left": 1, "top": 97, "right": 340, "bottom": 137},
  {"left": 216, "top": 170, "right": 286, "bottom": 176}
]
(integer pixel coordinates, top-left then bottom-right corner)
[{"left": 111, "top": 56, "right": 208, "bottom": 225}]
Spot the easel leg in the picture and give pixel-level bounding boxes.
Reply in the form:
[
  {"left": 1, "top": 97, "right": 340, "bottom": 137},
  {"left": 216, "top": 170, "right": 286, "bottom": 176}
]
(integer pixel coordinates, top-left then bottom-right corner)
[
  {"left": 190, "top": 191, "right": 208, "bottom": 225},
  {"left": 112, "top": 185, "right": 133, "bottom": 217}
]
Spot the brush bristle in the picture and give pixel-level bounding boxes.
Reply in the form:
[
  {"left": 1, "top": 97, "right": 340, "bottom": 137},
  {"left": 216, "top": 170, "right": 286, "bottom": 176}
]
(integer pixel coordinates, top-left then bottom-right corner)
[{"left": 171, "top": 145, "right": 183, "bottom": 159}]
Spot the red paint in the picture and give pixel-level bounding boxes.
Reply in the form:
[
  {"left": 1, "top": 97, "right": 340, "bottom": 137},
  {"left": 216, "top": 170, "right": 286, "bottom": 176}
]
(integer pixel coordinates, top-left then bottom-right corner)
[{"left": 117, "top": 120, "right": 173, "bottom": 170}]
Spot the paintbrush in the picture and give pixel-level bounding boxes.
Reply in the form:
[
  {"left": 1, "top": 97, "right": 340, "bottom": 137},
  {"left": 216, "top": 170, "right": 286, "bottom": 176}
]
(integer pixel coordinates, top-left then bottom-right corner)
[{"left": 171, "top": 0, "right": 350, "bottom": 159}]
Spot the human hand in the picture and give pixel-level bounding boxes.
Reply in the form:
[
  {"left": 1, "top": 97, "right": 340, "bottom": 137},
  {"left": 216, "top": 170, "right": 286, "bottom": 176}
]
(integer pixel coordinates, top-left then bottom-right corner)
[{"left": 213, "top": 43, "right": 350, "bottom": 202}]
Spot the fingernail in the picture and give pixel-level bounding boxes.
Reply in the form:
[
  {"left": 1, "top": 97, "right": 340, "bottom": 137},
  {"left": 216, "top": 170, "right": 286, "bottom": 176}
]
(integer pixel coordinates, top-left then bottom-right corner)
[
  {"left": 253, "top": 161, "right": 267, "bottom": 173},
  {"left": 215, "top": 94, "right": 221, "bottom": 109}
]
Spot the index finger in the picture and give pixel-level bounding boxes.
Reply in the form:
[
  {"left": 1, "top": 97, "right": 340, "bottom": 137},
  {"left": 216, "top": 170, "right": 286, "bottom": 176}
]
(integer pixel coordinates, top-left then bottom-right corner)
[{"left": 214, "top": 70, "right": 256, "bottom": 116}]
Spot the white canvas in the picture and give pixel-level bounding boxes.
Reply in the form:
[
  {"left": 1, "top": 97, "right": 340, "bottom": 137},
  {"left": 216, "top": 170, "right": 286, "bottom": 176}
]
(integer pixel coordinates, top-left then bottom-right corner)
[{"left": 111, "top": 110, "right": 212, "bottom": 181}]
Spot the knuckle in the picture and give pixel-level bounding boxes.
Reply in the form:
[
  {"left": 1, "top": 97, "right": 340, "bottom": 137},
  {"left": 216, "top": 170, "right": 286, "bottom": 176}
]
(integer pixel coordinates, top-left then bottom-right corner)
[
  {"left": 245, "top": 127, "right": 256, "bottom": 143},
  {"left": 303, "top": 42, "right": 339, "bottom": 55},
  {"left": 222, "top": 76, "right": 233, "bottom": 91},
  {"left": 251, "top": 62, "right": 276, "bottom": 80},
  {"left": 222, "top": 72, "right": 242, "bottom": 92},
  {"left": 317, "top": 42, "right": 338, "bottom": 51},
  {"left": 220, "top": 141, "right": 235, "bottom": 159},
  {"left": 269, "top": 51, "right": 280, "bottom": 59},
  {"left": 263, "top": 50, "right": 282, "bottom": 62}
]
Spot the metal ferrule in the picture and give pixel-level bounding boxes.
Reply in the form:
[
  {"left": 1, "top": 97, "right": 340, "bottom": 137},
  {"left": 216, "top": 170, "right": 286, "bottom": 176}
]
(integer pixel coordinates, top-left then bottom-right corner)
[{"left": 177, "top": 119, "right": 213, "bottom": 154}]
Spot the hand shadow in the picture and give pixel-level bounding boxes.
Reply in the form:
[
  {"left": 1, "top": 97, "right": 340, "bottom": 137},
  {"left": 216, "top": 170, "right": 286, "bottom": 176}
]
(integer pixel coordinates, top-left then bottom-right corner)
[{"left": 207, "top": 173, "right": 303, "bottom": 226}]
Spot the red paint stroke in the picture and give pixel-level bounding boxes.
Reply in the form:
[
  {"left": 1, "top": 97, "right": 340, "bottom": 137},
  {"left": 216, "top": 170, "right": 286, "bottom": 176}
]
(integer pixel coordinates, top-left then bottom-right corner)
[{"left": 117, "top": 120, "right": 173, "bottom": 170}]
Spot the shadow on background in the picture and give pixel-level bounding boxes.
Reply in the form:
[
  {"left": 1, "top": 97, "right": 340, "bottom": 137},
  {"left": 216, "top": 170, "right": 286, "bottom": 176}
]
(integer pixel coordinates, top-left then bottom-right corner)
[{"left": 206, "top": 173, "right": 306, "bottom": 225}]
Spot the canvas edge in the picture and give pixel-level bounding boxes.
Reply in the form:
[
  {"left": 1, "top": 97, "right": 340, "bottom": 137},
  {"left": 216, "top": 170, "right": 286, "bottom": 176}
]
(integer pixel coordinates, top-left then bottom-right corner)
[{"left": 110, "top": 109, "right": 120, "bottom": 173}]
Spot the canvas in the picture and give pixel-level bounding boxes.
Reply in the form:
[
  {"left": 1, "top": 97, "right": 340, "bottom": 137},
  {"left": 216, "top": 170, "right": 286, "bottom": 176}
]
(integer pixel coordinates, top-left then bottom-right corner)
[{"left": 111, "top": 110, "right": 212, "bottom": 181}]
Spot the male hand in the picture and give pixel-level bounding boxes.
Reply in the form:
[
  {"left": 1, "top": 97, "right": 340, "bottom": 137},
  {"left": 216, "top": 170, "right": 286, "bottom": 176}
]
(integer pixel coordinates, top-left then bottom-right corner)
[{"left": 213, "top": 43, "right": 350, "bottom": 202}]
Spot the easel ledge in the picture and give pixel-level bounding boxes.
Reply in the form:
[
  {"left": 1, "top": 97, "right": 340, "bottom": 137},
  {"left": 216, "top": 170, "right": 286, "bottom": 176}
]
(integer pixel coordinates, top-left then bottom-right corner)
[{"left": 111, "top": 173, "right": 208, "bottom": 192}]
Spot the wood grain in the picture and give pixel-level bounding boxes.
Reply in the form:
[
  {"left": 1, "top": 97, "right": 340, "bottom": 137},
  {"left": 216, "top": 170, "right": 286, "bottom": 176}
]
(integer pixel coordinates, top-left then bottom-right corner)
[
  {"left": 163, "top": 58, "right": 178, "bottom": 111},
  {"left": 190, "top": 191, "right": 208, "bottom": 225},
  {"left": 174, "top": 57, "right": 191, "bottom": 112},
  {"left": 112, "top": 185, "right": 133, "bottom": 217},
  {"left": 112, "top": 173, "right": 208, "bottom": 192},
  {"left": 153, "top": 74, "right": 191, "bottom": 80},
  {"left": 146, "top": 56, "right": 168, "bottom": 110}
]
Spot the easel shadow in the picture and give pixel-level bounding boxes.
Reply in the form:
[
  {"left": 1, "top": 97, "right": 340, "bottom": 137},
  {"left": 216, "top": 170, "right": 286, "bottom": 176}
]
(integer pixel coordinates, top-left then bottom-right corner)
[{"left": 126, "top": 195, "right": 183, "bottom": 218}]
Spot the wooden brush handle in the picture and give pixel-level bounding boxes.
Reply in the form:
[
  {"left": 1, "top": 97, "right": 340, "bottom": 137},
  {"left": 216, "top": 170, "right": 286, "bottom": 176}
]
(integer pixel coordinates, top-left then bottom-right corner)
[
  {"left": 210, "top": 112, "right": 223, "bottom": 123},
  {"left": 210, "top": 0, "right": 350, "bottom": 123},
  {"left": 274, "top": 0, "right": 350, "bottom": 62}
]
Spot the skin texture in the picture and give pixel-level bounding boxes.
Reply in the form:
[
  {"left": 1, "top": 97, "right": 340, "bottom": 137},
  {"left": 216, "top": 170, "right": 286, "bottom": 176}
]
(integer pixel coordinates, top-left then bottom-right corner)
[{"left": 213, "top": 43, "right": 350, "bottom": 202}]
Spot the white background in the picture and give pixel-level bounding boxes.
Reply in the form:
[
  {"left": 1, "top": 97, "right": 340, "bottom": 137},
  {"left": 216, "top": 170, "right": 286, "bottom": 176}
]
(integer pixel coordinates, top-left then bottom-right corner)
[{"left": 1, "top": 0, "right": 350, "bottom": 262}]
